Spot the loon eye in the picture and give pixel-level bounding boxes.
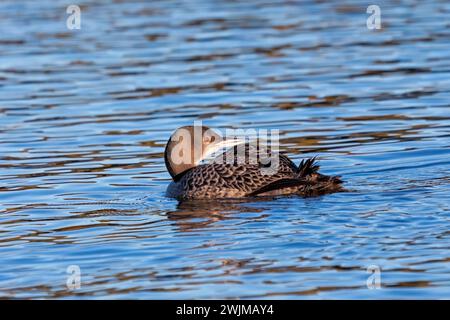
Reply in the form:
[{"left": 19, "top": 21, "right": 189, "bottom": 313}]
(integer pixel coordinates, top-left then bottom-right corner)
[{"left": 203, "top": 135, "right": 214, "bottom": 143}]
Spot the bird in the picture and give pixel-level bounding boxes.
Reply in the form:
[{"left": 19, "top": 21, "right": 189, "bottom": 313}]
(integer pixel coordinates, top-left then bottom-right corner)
[{"left": 164, "top": 125, "right": 343, "bottom": 200}]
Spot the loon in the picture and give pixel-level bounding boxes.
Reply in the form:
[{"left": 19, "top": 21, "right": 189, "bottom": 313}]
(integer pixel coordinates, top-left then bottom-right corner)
[{"left": 165, "top": 126, "right": 342, "bottom": 200}]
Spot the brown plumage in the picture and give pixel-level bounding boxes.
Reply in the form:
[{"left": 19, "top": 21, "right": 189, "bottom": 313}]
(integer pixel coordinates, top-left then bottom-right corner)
[{"left": 165, "top": 126, "right": 343, "bottom": 200}]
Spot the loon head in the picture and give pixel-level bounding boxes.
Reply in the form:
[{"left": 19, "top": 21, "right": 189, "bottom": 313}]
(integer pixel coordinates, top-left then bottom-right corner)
[{"left": 164, "top": 125, "right": 244, "bottom": 179}]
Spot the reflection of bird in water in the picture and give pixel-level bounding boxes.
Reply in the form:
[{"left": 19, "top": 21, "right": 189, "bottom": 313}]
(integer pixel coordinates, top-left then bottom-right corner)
[
  {"left": 166, "top": 199, "right": 270, "bottom": 232},
  {"left": 164, "top": 126, "right": 343, "bottom": 200}
]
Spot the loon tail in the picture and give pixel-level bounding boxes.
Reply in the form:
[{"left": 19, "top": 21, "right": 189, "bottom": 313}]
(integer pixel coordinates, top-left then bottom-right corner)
[{"left": 296, "top": 157, "right": 320, "bottom": 178}]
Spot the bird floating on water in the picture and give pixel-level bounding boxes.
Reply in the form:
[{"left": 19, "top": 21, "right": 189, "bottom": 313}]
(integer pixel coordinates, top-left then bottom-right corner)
[{"left": 164, "top": 125, "right": 343, "bottom": 200}]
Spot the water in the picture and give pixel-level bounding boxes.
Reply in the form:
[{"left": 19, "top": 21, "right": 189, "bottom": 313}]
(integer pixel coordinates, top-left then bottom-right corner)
[{"left": 0, "top": 0, "right": 449, "bottom": 299}]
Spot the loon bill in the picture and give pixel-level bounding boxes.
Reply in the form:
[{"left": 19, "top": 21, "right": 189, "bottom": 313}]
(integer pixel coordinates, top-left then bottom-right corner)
[{"left": 164, "top": 125, "right": 343, "bottom": 200}]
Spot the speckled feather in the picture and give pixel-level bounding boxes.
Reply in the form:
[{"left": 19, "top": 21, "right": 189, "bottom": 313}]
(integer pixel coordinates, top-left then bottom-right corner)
[{"left": 166, "top": 148, "right": 342, "bottom": 200}]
